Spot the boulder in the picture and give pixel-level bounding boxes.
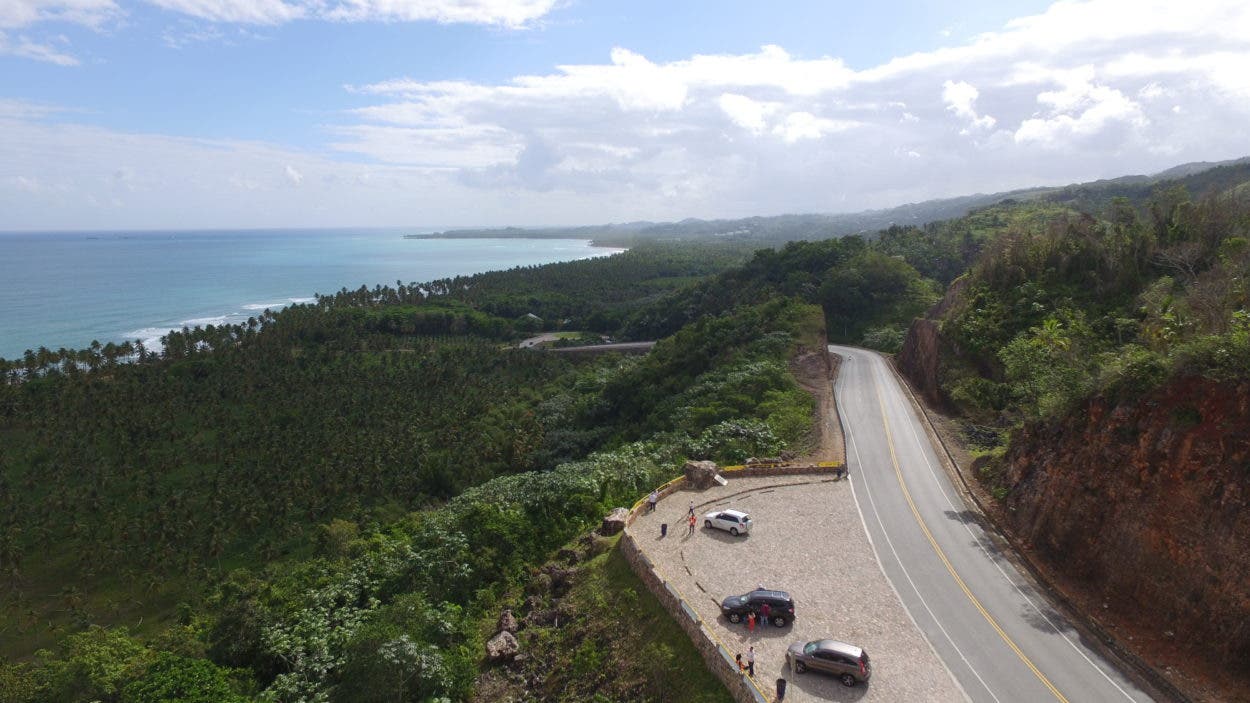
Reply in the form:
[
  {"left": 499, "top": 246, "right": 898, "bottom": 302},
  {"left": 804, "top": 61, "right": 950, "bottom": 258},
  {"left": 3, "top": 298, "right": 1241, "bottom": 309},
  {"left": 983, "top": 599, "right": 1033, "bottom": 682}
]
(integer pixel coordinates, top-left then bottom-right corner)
[
  {"left": 684, "top": 460, "right": 720, "bottom": 489},
  {"left": 557, "top": 547, "right": 580, "bottom": 564},
  {"left": 601, "top": 507, "right": 629, "bottom": 535},
  {"left": 542, "top": 565, "right": 575, "bottom": 597},
  {"left": 486, "top": 630, "right": 519, "bottom": 663},
  {"left": 497, "top": 608, "right": 518, "bottom": 634}
]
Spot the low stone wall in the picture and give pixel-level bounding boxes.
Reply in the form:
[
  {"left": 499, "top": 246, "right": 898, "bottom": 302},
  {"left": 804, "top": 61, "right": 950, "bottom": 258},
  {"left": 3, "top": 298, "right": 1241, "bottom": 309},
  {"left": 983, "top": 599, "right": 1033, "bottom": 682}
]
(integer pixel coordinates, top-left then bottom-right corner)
[
  {"left": 618, "top": 462, "right": 844, "bottom": 703},
  {"left": 620, "top": 518, "right": 768, "bottom": 703}
]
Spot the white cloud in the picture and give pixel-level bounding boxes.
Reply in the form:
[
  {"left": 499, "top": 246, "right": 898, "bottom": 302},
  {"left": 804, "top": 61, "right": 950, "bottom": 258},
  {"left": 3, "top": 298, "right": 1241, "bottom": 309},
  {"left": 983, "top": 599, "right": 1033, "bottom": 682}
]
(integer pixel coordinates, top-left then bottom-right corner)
[
  {"left": 0, "top": 32, "right": 79, "bottom": 64},
  {"left": 142, "top": 0, "right": 557, "bottom": 26},
  {"left": 0, "top": 0, "right": 119, "bottom": 64},
  {"left": 1138, "top": 81, "right": 1166, "bottom": 100},
  {"left": 0, "top": 0, "right": 119, "bottom": 29},
  {"left": 321, "top": 0, "right": 558, "bottom": 27},
  {"left": 0, "top": 99, "right": 66, "bottom": 119},
  {"left": 718, "top": 93, "right": 777, "bottom": 134},
  {"left": 145, "top": 0, "right": 303, "bottom": 24},
  {"left": 1014, "top": 70, "right": 1147, "bottom": 146},
  {"left": 5, "top": 0, "right": 1250, "bottom": 230},
  {"left": 942, "top": 80, "right": 996, "bottom": 130},
  {"left": 284, "top": 164, "right": 304, "bottom": 185},
  {"left": 772, "top": 112, "right": 856, "bottom": 143}
]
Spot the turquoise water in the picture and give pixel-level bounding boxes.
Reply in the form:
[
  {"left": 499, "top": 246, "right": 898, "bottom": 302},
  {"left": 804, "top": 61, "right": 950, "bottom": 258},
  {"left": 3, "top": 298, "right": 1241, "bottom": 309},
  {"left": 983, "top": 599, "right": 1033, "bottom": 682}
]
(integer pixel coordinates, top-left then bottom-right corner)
[{"left": 0, "top": 229, "right": 621, "bottom": 360}]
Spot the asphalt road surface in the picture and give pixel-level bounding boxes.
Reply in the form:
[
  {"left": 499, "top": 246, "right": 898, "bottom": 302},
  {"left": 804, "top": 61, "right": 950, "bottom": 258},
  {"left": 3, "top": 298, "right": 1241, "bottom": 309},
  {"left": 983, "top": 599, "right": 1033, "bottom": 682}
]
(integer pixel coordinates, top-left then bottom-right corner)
[{"left": 831, "top": 345, "right": 1160, "bottom": 703}]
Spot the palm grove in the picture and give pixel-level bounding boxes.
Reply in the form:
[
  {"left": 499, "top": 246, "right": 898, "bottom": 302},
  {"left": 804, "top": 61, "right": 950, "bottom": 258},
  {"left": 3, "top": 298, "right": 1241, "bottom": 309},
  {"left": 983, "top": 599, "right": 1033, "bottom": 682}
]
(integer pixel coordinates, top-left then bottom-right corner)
[{"left": 1, "top": 163, "right": 1248, "bottom": 701}]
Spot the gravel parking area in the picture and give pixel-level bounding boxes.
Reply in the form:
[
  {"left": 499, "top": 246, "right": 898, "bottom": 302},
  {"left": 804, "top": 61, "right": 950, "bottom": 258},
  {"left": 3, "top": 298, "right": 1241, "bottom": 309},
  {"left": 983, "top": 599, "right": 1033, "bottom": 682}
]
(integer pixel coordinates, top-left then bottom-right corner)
[{"left": 627, "top": 475, "right": 967, "bottom": 702}]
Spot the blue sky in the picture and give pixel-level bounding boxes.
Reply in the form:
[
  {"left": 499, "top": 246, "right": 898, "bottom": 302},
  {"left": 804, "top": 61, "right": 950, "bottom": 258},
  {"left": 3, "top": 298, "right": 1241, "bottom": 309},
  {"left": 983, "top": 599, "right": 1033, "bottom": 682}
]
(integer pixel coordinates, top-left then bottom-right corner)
[{"left": 2, "top": 0, "right": 1249, "bottom": 230}]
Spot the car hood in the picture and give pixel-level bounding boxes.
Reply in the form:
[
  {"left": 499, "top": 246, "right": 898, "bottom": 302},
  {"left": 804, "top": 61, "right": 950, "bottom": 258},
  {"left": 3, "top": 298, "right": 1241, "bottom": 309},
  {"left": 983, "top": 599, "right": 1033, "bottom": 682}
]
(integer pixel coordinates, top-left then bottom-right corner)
[{"left": 787, "top": 642, "right": 806, "bottom": 657}]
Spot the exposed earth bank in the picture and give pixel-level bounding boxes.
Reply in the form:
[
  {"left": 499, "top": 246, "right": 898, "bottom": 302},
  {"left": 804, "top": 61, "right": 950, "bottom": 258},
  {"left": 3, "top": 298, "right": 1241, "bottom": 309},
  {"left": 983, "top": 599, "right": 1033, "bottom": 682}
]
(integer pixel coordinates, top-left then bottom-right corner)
[
  {"left": 1001, "top": 378, "right": 1250, "bottom": 701},
  {"left": 897, "top": 318, "right": 1250, "bottom": 702}
]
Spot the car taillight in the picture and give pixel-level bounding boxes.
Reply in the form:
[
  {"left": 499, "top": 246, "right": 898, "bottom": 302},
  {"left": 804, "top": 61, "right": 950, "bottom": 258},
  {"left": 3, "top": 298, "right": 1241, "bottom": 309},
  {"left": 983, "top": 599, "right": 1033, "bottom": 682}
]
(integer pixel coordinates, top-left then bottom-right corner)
[{"left": 859, "top": 660, "right": 866, "bottom": 675}]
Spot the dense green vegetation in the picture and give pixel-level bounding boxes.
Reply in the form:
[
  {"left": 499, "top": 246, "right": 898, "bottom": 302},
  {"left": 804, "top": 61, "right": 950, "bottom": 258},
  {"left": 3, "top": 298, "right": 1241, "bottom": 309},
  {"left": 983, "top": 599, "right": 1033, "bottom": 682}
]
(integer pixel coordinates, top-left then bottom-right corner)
[
  {"left": 0, "top": 235, "right": 822, "bottom": 701},
  {"left": 618, "top": 233, "right": 940, "bottom": 353},
  {"left": 938, "top": 188, "right": 1250, "bottom": 428}
]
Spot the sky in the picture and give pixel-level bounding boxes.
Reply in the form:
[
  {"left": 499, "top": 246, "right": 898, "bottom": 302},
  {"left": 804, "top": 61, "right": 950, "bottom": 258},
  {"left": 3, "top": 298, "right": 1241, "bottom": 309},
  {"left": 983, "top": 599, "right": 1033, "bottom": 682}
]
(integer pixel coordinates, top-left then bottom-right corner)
[{"left": 1, "top": 0, "right": 1249, "bottom": 231}]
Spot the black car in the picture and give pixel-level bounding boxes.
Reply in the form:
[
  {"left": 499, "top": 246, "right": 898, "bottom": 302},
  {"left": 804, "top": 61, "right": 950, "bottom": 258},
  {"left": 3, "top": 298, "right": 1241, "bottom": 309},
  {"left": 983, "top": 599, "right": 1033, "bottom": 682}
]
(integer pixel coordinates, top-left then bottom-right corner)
[{"left": 719, "top": 589, "right": 795, "bottom": 627}]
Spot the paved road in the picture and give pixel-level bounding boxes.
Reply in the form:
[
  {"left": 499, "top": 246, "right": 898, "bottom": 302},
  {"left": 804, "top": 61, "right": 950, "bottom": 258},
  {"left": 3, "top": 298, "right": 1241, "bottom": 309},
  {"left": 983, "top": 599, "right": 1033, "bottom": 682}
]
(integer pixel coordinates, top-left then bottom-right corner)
[{"left": 831, "top": 345, "right": 1159, "bottom": 703}]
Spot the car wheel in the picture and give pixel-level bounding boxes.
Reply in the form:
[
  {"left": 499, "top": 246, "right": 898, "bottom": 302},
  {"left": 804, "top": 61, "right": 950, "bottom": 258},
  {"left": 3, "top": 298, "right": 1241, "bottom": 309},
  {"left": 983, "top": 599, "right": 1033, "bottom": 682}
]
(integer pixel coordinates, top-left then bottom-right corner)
[
  {"left": 840, "top": 673, "right": 857, "bottom": 687},
  {"left": 704, "top": 520, "right": 712, "bottom": 529},
  {"left": 729, "top": 527, "right": 739, "bottom": 536},
  {"left": 772, "top": 615, "right": 786, "bottom": 627},
  {"left": 794, "top": 660, "right": 807, "bottom": 674},
  {"left": 728, "top": 612, "right": 742, "bottom": 624}
]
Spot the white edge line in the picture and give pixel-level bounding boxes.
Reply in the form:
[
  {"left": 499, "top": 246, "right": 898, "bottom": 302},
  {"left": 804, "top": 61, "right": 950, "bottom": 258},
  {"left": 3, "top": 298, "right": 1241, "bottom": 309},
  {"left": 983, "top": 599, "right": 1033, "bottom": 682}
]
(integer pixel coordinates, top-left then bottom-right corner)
[
  {"left": 834, "top": 346, "right": 986, "bottom": 703},
  {"left": 876, "top": 355, "right": 1143, "bottom": 702}
]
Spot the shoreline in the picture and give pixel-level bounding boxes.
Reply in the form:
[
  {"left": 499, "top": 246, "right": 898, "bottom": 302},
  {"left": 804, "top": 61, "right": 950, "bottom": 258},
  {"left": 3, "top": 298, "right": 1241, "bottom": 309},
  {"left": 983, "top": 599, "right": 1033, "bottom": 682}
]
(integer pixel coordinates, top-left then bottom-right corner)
[
  {"left": 403, "top": 233, "right": 632, "bottom": 249},
  {"left": 1, "top": 236, "right": 620, "bottom": 361}
]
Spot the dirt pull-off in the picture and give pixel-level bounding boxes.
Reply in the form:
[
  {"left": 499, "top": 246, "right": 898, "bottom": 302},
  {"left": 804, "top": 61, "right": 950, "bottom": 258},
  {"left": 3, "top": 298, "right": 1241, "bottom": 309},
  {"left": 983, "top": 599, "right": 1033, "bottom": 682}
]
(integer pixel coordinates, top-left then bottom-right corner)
[{"left": 789, "top": 347, "right": 845, "bottom": 464}]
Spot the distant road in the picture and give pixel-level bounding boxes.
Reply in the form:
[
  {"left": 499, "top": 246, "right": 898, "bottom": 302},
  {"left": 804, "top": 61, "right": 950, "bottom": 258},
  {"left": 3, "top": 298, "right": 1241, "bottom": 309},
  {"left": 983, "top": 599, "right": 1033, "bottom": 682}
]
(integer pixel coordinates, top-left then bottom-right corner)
[
  {"left": 549, "top": 341, "right": 655, "bottom": 354},
  {"left": 831, "top": 345, "right": 1160, "bottom": 703},
  {"left": 518, "top": 334, "right": 655, "bottom": 354}
]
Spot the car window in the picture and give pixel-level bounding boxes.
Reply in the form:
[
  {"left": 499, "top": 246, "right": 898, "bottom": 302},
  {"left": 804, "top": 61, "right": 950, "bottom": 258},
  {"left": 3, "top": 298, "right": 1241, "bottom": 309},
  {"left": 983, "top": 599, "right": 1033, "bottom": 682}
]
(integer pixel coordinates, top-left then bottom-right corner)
[{"left": 803, "top": 642, "right": 818, "bottom": 655}]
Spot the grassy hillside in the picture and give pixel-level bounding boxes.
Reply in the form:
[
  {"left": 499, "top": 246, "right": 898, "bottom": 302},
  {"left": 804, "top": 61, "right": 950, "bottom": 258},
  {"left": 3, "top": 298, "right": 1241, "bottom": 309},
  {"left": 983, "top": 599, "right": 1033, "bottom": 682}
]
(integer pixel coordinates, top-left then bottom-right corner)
[{"left": 473, "top": 535, "right": 733, "bottom": 703}]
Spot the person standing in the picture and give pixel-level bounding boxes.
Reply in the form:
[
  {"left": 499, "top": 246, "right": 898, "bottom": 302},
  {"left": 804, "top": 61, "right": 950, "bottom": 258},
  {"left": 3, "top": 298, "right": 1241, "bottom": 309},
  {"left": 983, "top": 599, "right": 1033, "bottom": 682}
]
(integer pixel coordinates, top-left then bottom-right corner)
[
  {"left": 747, "top": 610, "right": 756, "bottom": 632},
  {"left": 760, "top": 601, "right": 772, "bottom": 627},
  {"left": 736, "top": 652, "right": 744, "bottom": 672},
  {"left": 687, "top": 500, "right": 695, "bottom": 518},
  {"left": 647, "top": 490, "right": 658, "bottom": 513},
  {"left": 746, "top": 646, "right": 755, "bottom": 677},
  {"left": 687, "top": 512, "right": 696, "bottom": 535}
]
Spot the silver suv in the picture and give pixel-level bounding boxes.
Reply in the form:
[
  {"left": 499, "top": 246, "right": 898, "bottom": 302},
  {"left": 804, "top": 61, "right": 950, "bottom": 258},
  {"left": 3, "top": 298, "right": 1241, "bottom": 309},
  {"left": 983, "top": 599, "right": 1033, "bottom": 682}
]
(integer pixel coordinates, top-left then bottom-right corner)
[{"left": 787, "top": 639, "right": 871, "bottom": 687}]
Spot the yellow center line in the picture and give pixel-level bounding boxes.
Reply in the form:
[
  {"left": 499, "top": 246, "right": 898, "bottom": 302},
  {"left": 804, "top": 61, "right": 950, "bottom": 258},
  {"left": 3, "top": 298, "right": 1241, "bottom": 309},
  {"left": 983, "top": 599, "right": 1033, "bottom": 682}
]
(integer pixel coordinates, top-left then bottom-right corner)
[{"left": 873, "top": 378, "right": 1069, "bottom": 703}]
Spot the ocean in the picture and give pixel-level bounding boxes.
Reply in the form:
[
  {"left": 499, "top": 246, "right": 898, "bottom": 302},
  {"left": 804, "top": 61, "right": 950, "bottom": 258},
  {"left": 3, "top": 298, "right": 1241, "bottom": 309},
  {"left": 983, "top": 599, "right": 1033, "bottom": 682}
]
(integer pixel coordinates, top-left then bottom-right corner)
[{"left": 0, "top": 229, "right": 622, "bottom": 360}]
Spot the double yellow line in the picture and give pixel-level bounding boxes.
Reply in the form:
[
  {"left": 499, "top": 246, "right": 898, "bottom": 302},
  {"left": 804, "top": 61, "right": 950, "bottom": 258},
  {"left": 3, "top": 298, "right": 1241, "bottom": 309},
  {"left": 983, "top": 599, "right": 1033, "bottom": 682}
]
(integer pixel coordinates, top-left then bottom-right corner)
[{"left": 873, "top": 380, "right": 1069, "bottom": 703}]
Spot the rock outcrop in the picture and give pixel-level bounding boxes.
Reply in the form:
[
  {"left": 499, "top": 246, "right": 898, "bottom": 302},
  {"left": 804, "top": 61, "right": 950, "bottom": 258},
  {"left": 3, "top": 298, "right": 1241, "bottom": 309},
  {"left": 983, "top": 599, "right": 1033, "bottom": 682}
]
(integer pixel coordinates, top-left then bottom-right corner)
[
  {"left": 497, "top": 608, "right": 518, "bottom": 634},
  {"left": 897, "top": 318, "right": 945, "bottom": 407},
  {"left": 896, "top": 276, "right": 968, "bottom": 408},
  {"left": 486, "top": 630, "right": 519, "bottom": 663},
  {"left": 683, "top": 460, "right": 719, "bottom": 489},
  {"left": 600, "top": 507, "right": 628, "bottom": 535},
  {"left": 1001, "top": 378, "right": 1250, "bottom": 675}
]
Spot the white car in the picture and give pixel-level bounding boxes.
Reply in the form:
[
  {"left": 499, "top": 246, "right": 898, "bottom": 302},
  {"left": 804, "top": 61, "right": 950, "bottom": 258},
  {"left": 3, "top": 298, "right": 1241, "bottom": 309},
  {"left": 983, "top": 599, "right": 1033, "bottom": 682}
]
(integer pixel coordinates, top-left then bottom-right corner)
[{"left": 703, "top": 508, "right": 752, "bottom": 536}]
